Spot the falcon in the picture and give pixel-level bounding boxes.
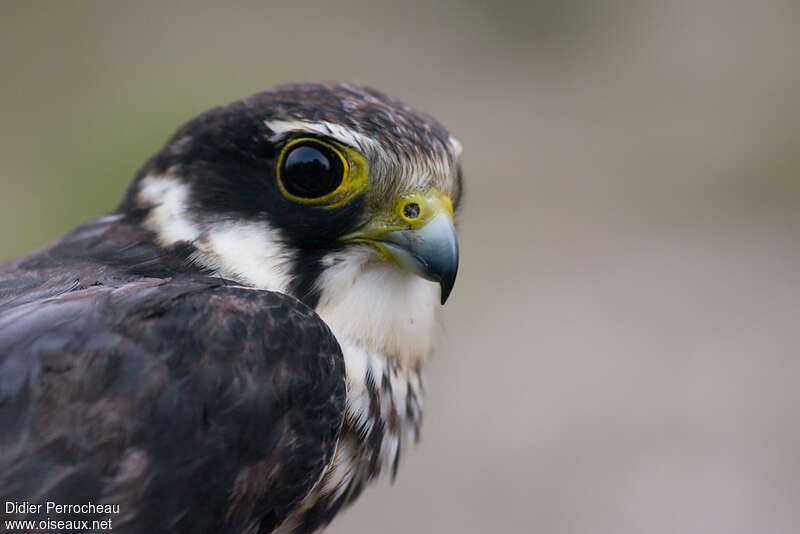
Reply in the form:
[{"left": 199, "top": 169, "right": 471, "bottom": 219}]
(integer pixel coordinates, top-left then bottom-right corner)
[{"left": 0, "top": 82, "right": 462, "bottom": 533}]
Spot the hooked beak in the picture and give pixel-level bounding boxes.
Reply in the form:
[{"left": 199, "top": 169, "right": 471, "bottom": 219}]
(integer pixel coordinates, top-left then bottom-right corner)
[
  {"left": 378, "top": 212, "right": 459, "bottom": 304},
  {"left": 341, "top": 188, "right": 459, "bottom": 304}
]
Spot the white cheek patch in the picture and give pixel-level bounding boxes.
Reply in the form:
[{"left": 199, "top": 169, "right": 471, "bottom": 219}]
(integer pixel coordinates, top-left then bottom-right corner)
[
  {"left": 137, "top": 174, "right": 294, "bottom": 294},
  {"left": 191, "top": 223, "right": 294, "bottom": 293},
  {"left": 138, "top": 175, "right": 201, "bottom": 246}
]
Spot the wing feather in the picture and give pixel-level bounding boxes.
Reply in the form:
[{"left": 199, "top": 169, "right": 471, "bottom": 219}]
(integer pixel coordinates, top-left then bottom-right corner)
[{"left": 0, "top": 278, "right": 345, "bottom": 534}]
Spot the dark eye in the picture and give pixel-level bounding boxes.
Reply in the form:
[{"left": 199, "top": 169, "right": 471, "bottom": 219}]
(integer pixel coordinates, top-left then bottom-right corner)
[{"left": 279, "top": 140, "right": 345, "bottom": 199}]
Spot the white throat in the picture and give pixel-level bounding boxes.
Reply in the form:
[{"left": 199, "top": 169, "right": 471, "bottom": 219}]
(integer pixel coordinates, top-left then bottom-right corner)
[{"left": 313, "top": 246, "right": 440, "bottom": 368}]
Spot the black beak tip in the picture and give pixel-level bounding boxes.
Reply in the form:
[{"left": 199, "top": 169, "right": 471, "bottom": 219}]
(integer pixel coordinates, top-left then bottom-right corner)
[
  {"left": 439, "top": 272, "right": 457, "bottom": 305},
  {"left": 437, "top": 240, "right": 459, "bottom": 305}
]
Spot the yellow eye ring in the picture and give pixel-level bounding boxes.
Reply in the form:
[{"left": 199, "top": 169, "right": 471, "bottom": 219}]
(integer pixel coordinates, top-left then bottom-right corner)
[
  {"left": 276, "top": 137, "right": 347, "bottom": 203},
  {"left": 276, "top": 137, "right": 369, "bottom": 207}
]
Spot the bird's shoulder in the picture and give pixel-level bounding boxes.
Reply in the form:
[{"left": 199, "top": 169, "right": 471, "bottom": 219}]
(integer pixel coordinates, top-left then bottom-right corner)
[
  {"left": 0, "top": 256, "right": 346, "bottom": 533},
  {"left": 0, "top": 214, "right": 199, "bottom": 312}
]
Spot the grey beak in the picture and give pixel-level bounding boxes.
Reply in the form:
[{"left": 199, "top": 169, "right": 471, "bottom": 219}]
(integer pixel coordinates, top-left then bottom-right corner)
[{"left": 379, "top": 213, "right": 460, "bottom": 304}]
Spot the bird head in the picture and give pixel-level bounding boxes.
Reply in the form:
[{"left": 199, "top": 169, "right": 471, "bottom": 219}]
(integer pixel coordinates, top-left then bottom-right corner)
[{"left": 124, "top": 82, "right": 463, "bottom": 365}]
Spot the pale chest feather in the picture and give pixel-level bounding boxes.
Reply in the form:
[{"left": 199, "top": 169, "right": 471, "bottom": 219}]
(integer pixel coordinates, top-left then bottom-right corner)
[{"left": 275, "top": 339, "right": 424, "bottom": 533}]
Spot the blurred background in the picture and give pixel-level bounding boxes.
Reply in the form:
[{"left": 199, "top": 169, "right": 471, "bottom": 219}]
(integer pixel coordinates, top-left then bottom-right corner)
[{"left": 1, "top": 1, "right": 798, "bottom": 533}]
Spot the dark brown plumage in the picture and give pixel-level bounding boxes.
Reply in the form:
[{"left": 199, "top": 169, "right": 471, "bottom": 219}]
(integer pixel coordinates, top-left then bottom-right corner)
[{"left": 0, "top": 217, "right": 345, "bottom": 533}]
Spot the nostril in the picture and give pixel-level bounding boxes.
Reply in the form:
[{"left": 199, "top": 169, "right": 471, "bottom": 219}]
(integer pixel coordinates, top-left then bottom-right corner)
[{"left": 403, "top": 202, "right": 421, "bottom": 219}]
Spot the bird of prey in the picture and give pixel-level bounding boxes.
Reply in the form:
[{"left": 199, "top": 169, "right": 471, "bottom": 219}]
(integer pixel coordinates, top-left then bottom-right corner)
[{"left": 0, "top": 82, "right": 462, "bottom": 533}]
